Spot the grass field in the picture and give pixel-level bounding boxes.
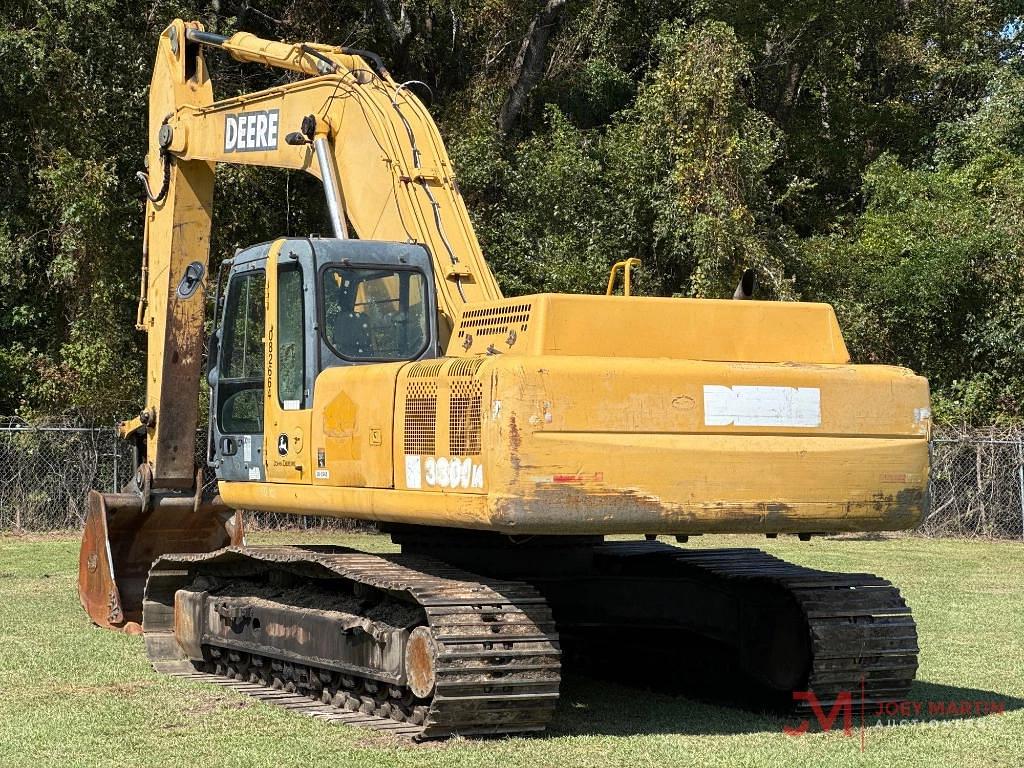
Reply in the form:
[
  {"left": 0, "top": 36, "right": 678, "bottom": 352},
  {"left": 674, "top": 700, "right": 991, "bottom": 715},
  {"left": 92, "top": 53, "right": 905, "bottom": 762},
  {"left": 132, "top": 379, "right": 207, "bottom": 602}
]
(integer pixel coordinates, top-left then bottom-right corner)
[{"left": 0, "top": 531, "right": 1021, "bottom": 768}]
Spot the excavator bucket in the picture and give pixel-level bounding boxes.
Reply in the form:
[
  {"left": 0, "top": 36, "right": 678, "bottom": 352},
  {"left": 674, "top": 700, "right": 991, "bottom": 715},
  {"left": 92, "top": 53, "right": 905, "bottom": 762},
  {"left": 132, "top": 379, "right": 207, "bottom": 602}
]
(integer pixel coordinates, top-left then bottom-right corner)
[{"left": 79, "top": 490, "right": 242, "bottom": 633}]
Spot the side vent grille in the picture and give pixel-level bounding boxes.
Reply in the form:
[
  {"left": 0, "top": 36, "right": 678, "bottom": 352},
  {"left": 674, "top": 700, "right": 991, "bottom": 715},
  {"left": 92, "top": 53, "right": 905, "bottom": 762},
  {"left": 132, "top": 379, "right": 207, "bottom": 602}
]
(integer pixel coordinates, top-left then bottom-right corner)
[
  {"left": 449, "top": 379, "right": 483, "bottom": 456},
  {"left": 457, "top": 303, "right": 532, "bottom": 338},
  {"left": 407, "top": 359, "right": 447, "bottom": 378},
  {"left": 403, "top": 380, "right": 437, "bottom": 455},
  {"left": 448, "top": 357, "right": 486, "bottom": 378}
]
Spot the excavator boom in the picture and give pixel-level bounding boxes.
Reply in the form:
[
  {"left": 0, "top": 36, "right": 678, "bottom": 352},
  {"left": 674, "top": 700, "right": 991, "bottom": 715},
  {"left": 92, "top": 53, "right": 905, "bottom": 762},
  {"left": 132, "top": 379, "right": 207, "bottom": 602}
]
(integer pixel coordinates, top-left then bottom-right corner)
[{"left": 140, "top": 21, "right": 502, "bottom": 483}]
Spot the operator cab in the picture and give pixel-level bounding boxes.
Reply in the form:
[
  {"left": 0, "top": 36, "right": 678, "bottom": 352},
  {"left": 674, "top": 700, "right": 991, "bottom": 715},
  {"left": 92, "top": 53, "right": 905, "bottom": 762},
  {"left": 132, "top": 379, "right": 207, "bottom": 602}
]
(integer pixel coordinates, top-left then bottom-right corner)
[{"left": 206, "top": 237, "right": 439, "bottom": 483}]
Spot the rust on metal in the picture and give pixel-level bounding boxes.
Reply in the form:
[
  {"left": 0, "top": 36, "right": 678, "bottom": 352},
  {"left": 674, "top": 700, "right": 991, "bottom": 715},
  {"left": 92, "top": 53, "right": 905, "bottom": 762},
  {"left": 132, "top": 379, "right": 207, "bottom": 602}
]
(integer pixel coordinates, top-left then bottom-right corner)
[
  {"left": 78, "top": 489, "right": 241, "bottom": 632},
  {"left": 404, "top": 626, "right": 437, "bottom": 698}
]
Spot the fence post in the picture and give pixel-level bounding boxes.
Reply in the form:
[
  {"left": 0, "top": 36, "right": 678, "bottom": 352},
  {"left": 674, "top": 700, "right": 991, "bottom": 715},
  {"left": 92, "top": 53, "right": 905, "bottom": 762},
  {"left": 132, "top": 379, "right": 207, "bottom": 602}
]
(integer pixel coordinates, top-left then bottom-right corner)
[
  {"left": 1018, "top": 437, "right": 1024, "bottom": 542},
  {"left": 112, "top": 420, "right": 119, "bottom": 493}
]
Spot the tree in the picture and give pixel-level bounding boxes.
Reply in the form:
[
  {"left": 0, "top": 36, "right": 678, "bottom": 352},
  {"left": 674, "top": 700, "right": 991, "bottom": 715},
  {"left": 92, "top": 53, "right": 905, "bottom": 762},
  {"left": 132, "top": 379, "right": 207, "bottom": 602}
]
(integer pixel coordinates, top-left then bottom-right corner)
[
  {"left": 800, "top": 65, "right": 1024, "bottom": 423},
  {"left": 1, "top": 0, "right": 1021, "bottom": 423}
]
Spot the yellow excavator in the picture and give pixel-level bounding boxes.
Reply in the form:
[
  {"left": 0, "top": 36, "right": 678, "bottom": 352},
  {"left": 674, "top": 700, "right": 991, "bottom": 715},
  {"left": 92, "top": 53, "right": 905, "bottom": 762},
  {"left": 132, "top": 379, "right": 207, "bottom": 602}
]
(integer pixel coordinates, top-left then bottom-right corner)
[{"left": 79, "top": 20, "right": 930, "bottom": 738}]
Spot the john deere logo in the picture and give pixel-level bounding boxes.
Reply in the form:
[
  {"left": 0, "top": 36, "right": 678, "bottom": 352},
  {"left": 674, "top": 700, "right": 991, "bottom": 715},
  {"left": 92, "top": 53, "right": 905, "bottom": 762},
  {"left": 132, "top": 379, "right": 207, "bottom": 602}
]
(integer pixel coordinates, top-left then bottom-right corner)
[
  {"left": 224, "top": 109, "right": 280, "bottom": 152},
  {"left": 277, "top": 433, "right": 288, "bottom": 455}
]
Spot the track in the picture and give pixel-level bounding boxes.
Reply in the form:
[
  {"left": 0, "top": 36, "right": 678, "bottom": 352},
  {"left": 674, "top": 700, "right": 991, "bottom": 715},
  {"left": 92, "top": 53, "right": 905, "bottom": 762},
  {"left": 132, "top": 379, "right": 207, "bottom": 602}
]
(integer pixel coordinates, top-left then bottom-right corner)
[
  {"left": 540, "top": 542, "right": 919, "bottom": 713},
  {"left": 142, "top": 546, "right": 562, "bottom": 739},
  {"left": 651, "top": 545, "right": 920, "bottom": 711},
  {"left": 168, "top": 667, "right": 427, "bottom": 737},
  {"left": 394, "top": 530, "right": 920, "bottom": 715},
  {"left": 141, "top": 541, "right": 918, "bottom": 738}
]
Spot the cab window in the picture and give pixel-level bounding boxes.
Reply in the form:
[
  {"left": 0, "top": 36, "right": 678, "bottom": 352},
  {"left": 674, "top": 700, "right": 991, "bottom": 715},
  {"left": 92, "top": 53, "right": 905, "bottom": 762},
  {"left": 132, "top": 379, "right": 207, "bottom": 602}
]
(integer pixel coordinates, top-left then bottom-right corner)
[
  {"left": 277, "top": 265, "right": 305, "bottom": 408},
  {"left": 321, "top": 267, "right": 428, "bottom": 361},
  {"left": 218, "top": 269, "right": 265, "bottom": 433}
]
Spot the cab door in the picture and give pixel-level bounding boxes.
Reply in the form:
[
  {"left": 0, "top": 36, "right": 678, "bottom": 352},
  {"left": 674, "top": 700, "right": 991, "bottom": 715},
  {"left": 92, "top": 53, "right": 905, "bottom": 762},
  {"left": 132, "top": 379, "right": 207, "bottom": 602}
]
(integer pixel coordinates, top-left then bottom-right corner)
[
  {"left": 210, "top": 251, "right": 268, "bottom": 482},
  {"left": 264, "top": 239, "right": 317, "bottom": 483}
]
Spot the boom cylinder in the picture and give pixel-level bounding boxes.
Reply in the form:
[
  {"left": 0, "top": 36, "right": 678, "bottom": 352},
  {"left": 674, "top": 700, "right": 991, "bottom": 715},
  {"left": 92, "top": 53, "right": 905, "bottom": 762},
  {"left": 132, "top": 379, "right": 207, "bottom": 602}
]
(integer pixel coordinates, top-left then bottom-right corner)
[{"left": 314, "top": 135, "right": 349, "bottom": 239}]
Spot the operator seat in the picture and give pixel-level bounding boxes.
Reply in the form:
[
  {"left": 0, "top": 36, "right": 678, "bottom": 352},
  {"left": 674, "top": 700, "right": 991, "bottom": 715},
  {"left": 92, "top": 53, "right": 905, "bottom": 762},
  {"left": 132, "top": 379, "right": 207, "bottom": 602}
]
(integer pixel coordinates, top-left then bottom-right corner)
[{"left": 333, "top": 310, "right": 372, "bottom": 358}]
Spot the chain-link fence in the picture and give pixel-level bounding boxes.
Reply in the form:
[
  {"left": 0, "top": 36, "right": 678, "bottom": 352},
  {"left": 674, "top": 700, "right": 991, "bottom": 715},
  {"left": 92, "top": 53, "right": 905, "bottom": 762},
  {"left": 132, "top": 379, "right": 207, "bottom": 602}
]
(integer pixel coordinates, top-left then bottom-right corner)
[
  {"left": 1, "top": 417, "right": 1022, "bottom": 538},
  {"left": 0, "top": 417, "right": 121, "bottom": 531},
  {"left": 923, "top": 426, "right": 1024, "bottom": 538},
  {"left": 0, "top": 417, "right": 363, "bottom": 532}
]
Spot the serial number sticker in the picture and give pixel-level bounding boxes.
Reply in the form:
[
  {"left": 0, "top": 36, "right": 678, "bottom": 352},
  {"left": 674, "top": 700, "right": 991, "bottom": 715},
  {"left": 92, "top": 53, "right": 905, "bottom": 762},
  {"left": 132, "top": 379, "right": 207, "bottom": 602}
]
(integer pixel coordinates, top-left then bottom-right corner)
[{"left": 314, "top": 469, "right": 330, "bottom": 480}]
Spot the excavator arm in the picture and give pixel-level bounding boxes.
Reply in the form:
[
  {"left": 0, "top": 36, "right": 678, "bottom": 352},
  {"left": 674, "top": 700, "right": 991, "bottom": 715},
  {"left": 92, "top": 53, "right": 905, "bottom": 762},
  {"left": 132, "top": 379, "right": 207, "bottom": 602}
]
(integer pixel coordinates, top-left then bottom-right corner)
[{"left": 80, "top": 19, "right": 501, "bottom": 630}]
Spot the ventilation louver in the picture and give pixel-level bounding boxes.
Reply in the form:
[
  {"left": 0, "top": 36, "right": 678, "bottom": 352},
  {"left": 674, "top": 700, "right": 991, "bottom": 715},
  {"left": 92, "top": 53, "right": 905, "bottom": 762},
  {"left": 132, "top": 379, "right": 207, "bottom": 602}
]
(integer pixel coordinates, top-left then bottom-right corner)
[{"left": 403, "top": 380, "right": 437, "bottom": 455}]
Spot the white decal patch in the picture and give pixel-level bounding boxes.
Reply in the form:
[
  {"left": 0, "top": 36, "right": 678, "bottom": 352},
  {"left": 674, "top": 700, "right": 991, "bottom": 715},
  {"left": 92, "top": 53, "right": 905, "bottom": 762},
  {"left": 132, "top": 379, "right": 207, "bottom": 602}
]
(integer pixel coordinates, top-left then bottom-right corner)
[
  {"left": 405, "top": 455, "right": 422, "bottom": 489},
  {"left": 314, "top": 469, "right": 330, "bottom": 480},
  {"left": 242, "top": 436, "right": 252, "bottom": 463},
  {"left": 421, "top": 456, "right": 484, "bottom": 489},
  {"left": 224, "top": 109, "right": 280, "bottom": 153},
  {"left": 247, "top": 465, "right": 261, "bottom": 480},
  {"left": 703, "top": 385, "right": 821, "bottom": 428}
]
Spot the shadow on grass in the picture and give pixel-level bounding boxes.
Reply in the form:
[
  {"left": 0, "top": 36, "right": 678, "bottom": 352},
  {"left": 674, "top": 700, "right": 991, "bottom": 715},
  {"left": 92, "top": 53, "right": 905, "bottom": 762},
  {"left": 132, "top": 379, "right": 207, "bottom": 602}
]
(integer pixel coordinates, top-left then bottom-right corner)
[
  {"left": 906, "top": 680, "right": 1024, "bottom": 718},
  {"left": 548, "top": 673, "right": 784, "bottom": 737},
  {"left": 823, "top": 532, "right": 893, "bottom": 542},
  {"left": 543, "top": 674, "right": 1024, "bottom": 738}
]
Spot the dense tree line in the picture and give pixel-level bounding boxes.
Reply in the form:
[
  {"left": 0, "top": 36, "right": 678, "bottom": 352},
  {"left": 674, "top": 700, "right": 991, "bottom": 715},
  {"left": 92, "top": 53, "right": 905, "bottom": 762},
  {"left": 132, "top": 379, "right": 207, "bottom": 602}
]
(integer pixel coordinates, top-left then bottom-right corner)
[{"left": 1, "top": 0, "right": 1022, "bottom": 422}]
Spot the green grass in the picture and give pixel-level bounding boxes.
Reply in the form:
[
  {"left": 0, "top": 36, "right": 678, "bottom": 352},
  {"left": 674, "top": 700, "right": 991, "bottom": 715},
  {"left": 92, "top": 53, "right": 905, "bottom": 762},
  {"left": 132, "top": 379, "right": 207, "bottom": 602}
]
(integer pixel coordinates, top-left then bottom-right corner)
[{"left": 1, "top": 531, "right": 1021, "bottom": 768}]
